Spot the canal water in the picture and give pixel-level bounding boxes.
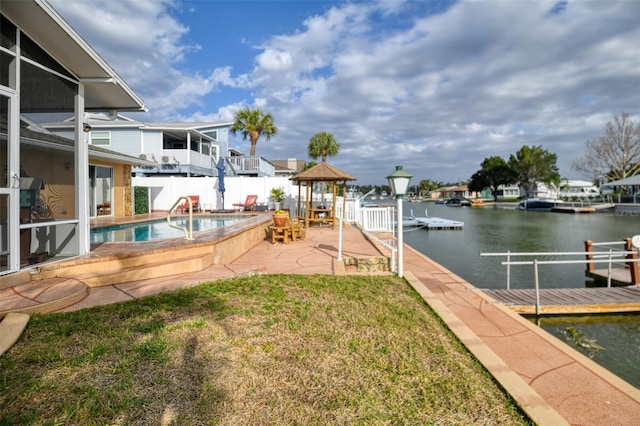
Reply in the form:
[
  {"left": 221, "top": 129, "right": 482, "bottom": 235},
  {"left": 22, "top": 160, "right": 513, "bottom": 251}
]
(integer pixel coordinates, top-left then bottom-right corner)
[{"left": 401, "top": 202, "right": 640, "bottom": 389}]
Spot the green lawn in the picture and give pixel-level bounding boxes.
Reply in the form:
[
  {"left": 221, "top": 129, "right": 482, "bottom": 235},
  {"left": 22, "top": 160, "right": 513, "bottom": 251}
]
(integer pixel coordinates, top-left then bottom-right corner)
[{"left": 0, "top": 274, "right": 530, "bottom": 425}]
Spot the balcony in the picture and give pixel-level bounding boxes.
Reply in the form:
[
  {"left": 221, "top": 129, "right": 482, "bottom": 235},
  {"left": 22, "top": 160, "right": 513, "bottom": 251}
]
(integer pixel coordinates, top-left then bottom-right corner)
[
  {"left": 227, "top": 156, "right": 275, "bottom": 177},
  {"left": 133, "top": 149, "right": 216, "bottom": 176}
]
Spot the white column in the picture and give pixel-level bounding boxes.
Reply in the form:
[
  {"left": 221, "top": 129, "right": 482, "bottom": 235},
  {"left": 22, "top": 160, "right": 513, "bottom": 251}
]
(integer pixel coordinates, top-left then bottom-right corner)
[
  {"left": 397, "top": 196, "right": 404, "bottom": 278},
  {"left": 76, "top": 84, "right": 89, "bottom": 254}
]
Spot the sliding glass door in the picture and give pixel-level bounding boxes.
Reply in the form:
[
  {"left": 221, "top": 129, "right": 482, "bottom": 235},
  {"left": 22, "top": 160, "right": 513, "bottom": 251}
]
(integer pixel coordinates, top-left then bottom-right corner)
[
  {"left": 90, "top": 165, "right": 113, "bottom": 217},
  {"left": 0, "top": 92, "right": 17, "bottom": 273}
]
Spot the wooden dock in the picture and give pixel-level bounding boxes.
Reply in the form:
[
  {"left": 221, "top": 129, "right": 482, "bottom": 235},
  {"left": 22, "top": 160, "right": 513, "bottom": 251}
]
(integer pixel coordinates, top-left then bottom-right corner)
[
  {"left": 481, "top": 286, "right": 640, "bottom": 315},
  {"left": 551, "top": 206, "right": 595, "bottom": 213},
  {"left": 586, "top": 268, "right": 633, "bottom": 286}
]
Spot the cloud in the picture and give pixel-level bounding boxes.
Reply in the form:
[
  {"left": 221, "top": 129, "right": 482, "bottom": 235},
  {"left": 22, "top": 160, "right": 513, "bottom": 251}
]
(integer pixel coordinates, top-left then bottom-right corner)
[{"left": 51, "top": 0, "right": 640, "bottom": 184}]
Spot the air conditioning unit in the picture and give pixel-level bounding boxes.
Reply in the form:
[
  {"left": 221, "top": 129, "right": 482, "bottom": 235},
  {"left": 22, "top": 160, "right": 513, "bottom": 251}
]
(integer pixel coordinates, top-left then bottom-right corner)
[
  {"left": 138, "top": 153, "right": 156, "bottom": 162},
  {"left": 161, "top": 155, "right": 177, "bottom": 164}
]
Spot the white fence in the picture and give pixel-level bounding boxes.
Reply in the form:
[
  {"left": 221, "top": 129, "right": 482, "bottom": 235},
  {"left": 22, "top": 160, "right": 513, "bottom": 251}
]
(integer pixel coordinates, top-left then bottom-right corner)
[
  {"left": 133, "top": 176, "right": 295, "bottom": 212},
  {"left": 132, "top": 176, "right": 395, "bottom": 233}
]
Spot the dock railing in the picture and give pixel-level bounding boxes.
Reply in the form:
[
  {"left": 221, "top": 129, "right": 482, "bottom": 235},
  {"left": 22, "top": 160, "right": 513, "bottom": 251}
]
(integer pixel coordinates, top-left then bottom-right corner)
[
  {"left": 585, "top": 238, "right": 639, "bottom": 285},
  {"left": 481, "top": 242, "right": 640, "bottom": 315}
]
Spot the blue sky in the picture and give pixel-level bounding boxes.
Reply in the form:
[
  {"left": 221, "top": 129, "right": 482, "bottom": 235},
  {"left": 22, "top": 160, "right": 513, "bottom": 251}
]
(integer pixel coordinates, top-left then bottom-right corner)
[{"left": 49, "top": 0, "right": 640, "bottom": 185}]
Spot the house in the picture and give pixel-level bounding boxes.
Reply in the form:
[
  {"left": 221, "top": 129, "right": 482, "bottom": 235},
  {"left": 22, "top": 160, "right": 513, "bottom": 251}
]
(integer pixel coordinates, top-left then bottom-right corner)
[
  {"left": 45, "top": 114, "right": 233, "bottom": 177},
  {"left": 559, "top": 179, "right": 600, "bottom": 198},
  {"left": 226, "top": 147, "right": 276, "bottom": 177},
  {"left": 600, "top": 174, "right": 640, "bottom": 202},
  {"left": 477, "top": 184, "right": 521, "bottom": 200},
  {"left": 271, "top": 158, "right": 306, "bottom": 177},
  {"left": 0, "top": 0, "right": 146, "bottom": 274},
  {"left": 440, "top": 185, "right": 481, "bottom": 200}
]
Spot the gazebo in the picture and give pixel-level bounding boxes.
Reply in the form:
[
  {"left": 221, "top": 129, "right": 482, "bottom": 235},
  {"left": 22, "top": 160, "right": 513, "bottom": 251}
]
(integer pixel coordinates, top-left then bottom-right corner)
[{"left": 290, "top": 162, "right": 356, "bottom": 229}]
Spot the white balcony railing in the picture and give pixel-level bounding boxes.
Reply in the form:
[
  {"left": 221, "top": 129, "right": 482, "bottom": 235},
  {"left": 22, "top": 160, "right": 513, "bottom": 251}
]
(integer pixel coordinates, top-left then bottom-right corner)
[{"left": 227, "top": 156, "right": 275, "bottom": 176}]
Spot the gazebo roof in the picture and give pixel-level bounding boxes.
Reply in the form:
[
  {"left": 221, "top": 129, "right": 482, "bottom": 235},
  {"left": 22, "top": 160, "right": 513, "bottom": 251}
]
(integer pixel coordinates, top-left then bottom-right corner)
[{"left": 289, "top": 162, "right": 356, "bottom": 182}]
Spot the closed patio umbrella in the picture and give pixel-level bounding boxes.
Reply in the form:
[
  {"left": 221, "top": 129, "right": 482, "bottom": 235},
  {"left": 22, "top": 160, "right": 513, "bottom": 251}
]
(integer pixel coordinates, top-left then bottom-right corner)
[{"left": 217, "top": 157, "right": 225, "bottom": 210}]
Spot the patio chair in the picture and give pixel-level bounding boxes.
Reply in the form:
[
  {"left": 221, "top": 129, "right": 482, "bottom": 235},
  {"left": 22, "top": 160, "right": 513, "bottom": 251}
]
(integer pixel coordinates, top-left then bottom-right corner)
[
  {"left": 177, "top": 195, "right": 200, "bottom": 213},
  {"left": 232, "top": 194, "right": 258, "bottom": 211}
]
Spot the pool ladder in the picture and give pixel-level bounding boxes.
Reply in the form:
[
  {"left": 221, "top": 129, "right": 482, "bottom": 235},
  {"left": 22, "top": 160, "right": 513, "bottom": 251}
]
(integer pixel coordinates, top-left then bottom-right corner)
[{"left": 167, "top": 196, "right": 195, "bottom": 240}]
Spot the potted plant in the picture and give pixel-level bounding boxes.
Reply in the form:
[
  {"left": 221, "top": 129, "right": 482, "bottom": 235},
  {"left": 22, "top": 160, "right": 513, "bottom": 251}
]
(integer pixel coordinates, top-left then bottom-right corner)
[
  {"left": 272, "top": 209, "right": 289, "bottom": 227},
  {"left": 270, "top": 187, "right": 286, "bottom": 211}
]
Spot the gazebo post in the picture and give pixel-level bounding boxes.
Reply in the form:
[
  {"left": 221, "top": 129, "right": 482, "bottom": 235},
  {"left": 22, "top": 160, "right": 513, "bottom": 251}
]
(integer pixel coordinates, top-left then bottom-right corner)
[
  {"left": 305, "top": 183, "right": 311, "bottom": 229},
  {"left": 296, "top": 183, "right": 302, "bottom": 221}
]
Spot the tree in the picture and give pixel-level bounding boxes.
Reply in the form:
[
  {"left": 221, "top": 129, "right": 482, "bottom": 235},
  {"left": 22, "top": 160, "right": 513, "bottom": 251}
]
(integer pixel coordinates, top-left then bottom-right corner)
[
  {"left": 302, "top": 160, "right": 318, "bottom": 172},
  {"left": 417, "top": 179, "right": 443, "bottom": 196},
  {"left": 572, "top": 112, "right": 640, "bottom": 182},
  {"left": 230, "top": 107, "right": 278, "bottom": 157},
  {"left": 308, "top": 131, "right": 340, "bottom": 163},
  {"left": 468, "top": 156, "right": 516, "bottom": 201},
  {"left": 508, "top": 145, "right": 560, "bottom": 198}
]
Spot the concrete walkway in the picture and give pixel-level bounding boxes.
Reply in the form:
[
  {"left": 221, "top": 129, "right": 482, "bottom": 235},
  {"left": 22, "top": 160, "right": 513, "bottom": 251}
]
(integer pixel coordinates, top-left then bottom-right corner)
[{"left": 2, "top": 222, "right": 639, "bottom": 425}]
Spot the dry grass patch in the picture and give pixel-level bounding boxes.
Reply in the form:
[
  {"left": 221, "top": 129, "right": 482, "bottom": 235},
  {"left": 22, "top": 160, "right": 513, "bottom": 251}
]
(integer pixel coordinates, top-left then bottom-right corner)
[{"left": 0, "top": 274, "right": 530, "bottom": 425}]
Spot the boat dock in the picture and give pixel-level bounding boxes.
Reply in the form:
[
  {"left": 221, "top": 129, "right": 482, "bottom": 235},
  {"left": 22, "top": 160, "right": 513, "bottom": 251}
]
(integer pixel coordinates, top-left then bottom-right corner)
[
  {"left": 585, "top": 238, "right": 639, "bottom": 286},
  {"left": 481, "top": 286, "right": 640, "bottom": 315},
  {"left": 480, "top": 237, "right": 640, "bottom": 315},
  {"left": 404, "top": 209, "right": 464, "bottom": 230}
]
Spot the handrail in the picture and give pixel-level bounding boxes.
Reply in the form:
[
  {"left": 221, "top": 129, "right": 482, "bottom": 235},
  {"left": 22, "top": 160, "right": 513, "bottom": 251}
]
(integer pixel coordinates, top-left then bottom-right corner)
[
  {"left": 167, "top": 196, "right": 194, "bottom": 240},
  {"left": 481, "top": 250, "right": 634, "bottom": 257},
  {"left": 591, "top": 241, "right": 627, "bottom": 247},
  {"left": 481, "top": 249, "right": 639, "bottom": 290}
]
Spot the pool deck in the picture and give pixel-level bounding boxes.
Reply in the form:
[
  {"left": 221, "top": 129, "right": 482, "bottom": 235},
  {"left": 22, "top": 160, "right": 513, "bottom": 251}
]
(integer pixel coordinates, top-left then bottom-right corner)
[{"left": 1, "top": 212, "right": 639, "bottom": 425}]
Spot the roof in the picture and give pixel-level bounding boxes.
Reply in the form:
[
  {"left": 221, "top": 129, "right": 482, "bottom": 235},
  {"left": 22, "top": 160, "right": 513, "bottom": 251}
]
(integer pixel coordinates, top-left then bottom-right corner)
[
  {"left": 44, "top": 114, "right": 231, "bottom": 142},
  {"left": 289, "top": 162, "right": 356, "bottom": 182},
  {"left": 2, "top": 0, "right": 146, "bottom": 112},
  {"left": 443, "top": 185, "right": 468, "bottom": 192},
  {"left": 19, "top": 125, "right": 155, "bottom": 166},
  {"left": 271, "top": 159, "right": 306, "bottom": 174},
  {"left": 601, "top": 174, "right": 640, "bottom": 187}
]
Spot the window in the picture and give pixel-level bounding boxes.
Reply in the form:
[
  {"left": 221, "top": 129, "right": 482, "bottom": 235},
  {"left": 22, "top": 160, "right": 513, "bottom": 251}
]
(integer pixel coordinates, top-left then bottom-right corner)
[
  {"left": 91, "top": 131, "right": 110, "bottom": 146},
  {"left": 203, "top": 130, "right": 218, "bottom": 140}
]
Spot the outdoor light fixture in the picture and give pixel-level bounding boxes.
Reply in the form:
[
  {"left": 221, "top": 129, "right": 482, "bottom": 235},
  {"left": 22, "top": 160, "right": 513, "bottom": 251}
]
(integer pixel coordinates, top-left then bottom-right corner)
[
  {"left": 83, "top": 122, "right": 92, "bottom": 133},
  {"left": 386, "top": 165, "right": 413, "bottom": 278}
]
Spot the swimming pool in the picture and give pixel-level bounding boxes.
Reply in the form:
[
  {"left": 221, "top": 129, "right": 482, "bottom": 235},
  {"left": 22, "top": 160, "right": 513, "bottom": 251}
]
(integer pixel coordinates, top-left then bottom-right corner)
[{"left": 91, "top": 216, "right": 248, "bottom": 242}]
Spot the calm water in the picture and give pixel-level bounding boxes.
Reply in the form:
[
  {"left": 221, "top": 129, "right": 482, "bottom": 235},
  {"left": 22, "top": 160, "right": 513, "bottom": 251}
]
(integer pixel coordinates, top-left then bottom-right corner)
[
  {"left": 91, "top": 216, "right": 246, "bottom": 242},
  {"left": 402, "top": 202, "right": 640, "bottom": 388}
]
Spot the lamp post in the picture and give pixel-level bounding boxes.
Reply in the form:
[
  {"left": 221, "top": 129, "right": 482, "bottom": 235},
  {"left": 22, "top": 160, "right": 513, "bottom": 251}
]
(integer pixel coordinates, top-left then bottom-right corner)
[{"left": 386, "top": 165, "right": 413, "bottom": 278}]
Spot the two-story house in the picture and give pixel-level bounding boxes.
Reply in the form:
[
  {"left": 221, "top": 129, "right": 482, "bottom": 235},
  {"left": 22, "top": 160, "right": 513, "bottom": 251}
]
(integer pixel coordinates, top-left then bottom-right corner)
[{"left": 45, "top": 114, "right": 233, "bottom": 178}]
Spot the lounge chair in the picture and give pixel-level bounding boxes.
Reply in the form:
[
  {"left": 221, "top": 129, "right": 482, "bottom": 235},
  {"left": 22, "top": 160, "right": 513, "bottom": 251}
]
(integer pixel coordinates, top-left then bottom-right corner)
[
  {"left": 97, "top": 201, "right": 111, "bottom": 215},
  {"left": 176, "top": 195, "right": 200, "bottom": 213},
  {"left": 232, "top": 194, "right": 258, "bottom": 211}
]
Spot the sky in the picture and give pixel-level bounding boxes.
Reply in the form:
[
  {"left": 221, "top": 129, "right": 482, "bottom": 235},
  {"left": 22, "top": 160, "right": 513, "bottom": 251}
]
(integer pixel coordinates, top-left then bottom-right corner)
[{"left": 49, "top": 0, "right": 640, "bottom": 186}]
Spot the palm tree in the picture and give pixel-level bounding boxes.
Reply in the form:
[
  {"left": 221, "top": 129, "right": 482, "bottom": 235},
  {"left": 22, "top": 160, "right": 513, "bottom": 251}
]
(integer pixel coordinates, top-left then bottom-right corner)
[
  {"left": 230, "top": 107, "right": 278, "bottom": 157},
  {"left": 308, "top": 131, "right": 340, "bottom": 163}
]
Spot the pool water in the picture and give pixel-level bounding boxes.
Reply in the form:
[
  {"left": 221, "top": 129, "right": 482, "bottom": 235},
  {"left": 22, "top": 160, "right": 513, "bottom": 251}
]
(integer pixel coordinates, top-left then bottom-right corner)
[{"left": 91, "top": 216, "right": 247, "bottom": 242}]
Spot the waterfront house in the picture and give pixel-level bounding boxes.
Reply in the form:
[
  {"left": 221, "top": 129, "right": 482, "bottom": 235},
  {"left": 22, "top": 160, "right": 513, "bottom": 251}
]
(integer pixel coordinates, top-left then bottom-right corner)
[
  {"left": 600, "top": 174, "right": 640, "bottom": 203},
  {"left": 45, "top": 114, "right": 233, "bottom": 178},
  {"left": 0, "top": 0, "right": 146, "bottom": 274},
  {"left": 440, "top": 185, "right": 481, "bottom": 200},
  {"left": 271, "top": 158, "right": 306, "bottom": 177},
  {"left": 559, "top": 179, "right": 600, "bottom": 198}
]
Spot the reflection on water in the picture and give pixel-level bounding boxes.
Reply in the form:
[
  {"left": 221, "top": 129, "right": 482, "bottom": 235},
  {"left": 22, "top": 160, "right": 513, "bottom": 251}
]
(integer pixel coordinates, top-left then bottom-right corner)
[
  {"left": 402, "top": 202, "right": 639, "bottom": 388},
  {"left": 91, "top": 216, "right": 245, "bottom": 242},
  {"left": 530, "top": 314, "right": 640, "bottom": 388}
]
